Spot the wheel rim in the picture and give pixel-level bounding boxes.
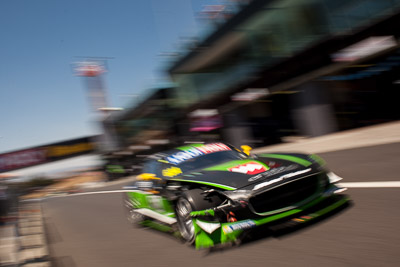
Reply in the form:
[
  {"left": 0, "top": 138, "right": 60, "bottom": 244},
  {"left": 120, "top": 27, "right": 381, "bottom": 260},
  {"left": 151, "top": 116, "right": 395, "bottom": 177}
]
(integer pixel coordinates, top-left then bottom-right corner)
[
  {"left": 176, "top": 198, "right": 195, "bottom": 242},
  {"left": 124, "top": 196, "right": 145, "bottom": 224}
]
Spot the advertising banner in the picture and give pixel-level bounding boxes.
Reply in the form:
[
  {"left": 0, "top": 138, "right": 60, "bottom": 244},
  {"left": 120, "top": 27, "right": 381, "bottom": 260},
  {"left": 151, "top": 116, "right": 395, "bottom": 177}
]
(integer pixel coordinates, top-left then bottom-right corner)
[{"left": 0, "top": 136, "right": 97, "bottom": 173}]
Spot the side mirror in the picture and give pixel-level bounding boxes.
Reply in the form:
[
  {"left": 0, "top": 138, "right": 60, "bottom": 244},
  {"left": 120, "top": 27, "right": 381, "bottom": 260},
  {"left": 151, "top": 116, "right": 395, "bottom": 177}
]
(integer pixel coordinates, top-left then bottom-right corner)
[
  {"left": 137, "top": 173, "right": 161, "bottom": 180},
  {"left": 240, "top": 145, "right": 252, "bottom": 156}
]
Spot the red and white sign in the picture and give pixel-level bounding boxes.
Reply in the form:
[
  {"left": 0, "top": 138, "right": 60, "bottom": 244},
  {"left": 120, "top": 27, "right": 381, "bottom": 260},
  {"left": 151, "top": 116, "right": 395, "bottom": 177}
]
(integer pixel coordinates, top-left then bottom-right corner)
[
  {"left": 74, "top": 61, "right": 106, "bottom": 77},
  {"left": 0, "top": 149, "right": 47, "bottom": 171},
  {"left": 229, "top": 162, "right": 267, "bottom": 175}
]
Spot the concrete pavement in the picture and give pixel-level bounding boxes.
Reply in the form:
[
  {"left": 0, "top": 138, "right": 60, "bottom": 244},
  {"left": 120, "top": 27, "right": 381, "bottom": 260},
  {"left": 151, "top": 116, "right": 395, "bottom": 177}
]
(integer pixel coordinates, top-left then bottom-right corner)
[
  {"left": 0, "top": 201, "right": 50, "bottom": 267},
  {"left": 0, "top": 222, "right": 18, "bottom": 266},
  {"left": 253, "top": 120, "right": 400, "bottom": 154}
]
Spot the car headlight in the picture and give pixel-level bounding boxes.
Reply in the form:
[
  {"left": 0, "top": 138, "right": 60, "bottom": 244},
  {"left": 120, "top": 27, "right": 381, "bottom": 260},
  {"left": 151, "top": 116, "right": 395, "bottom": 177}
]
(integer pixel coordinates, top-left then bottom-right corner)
[{"left": 327, "top": 172, "right": 343, "bottom": 184}]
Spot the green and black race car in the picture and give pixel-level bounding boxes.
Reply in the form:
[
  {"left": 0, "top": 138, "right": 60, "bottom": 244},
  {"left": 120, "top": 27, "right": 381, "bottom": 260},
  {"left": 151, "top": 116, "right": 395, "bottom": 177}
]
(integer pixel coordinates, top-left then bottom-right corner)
[{"left": 123, "top": 142, "right": 349, "bottom": 249}]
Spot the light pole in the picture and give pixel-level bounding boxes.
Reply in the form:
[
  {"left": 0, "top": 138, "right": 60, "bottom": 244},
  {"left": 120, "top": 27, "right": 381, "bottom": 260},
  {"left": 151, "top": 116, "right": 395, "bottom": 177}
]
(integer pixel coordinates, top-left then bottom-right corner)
[{"left": 73, "top": 58, "right": 119, "bottom": 152}]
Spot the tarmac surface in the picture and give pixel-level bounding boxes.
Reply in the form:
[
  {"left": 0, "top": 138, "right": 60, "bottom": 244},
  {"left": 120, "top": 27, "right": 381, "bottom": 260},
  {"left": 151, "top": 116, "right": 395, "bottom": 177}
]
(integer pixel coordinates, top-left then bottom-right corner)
[{"left": 2, "top": 121, "right": 400, "bottom": 266}]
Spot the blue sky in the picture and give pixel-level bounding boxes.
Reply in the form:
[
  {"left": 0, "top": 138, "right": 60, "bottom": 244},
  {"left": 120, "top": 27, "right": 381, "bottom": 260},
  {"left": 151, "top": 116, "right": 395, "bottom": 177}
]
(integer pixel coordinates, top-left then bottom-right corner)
[{"left": 0, "top": 0, "right": 220, "bottom": 153}]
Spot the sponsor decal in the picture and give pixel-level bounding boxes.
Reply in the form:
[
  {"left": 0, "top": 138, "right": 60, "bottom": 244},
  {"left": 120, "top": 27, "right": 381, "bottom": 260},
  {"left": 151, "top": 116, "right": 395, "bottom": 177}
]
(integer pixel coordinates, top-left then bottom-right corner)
[
  {"left": 167, "top": 147, "right": 203, "bottom": 165},
  {"left": 229, "top": 162, "right": 267, "bottom": 175},
  {"left": 248, "top": 164, "right": 298, "bottom": 182},
  {"left": 166, "top": 143, "right": 231, "bottom": 164},
  {"left": 265, "top": 161, "right": 281, "bottom": 168},
  {"left": 195, "top": 143, "right": 231, "bottom": 154},
  {"left": 162, "top": 167, "right": 182, "bottom": 177},
  {"left": 222, "top": 220, "right": 256, "bottom": 234},
  {"left": 253, "top": 168, "right": 312, "bottom": 190}
]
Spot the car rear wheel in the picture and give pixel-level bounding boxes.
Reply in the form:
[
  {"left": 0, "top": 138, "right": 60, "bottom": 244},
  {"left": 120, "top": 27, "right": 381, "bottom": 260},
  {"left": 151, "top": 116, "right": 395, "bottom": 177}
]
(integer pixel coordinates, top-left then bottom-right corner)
[{"left": 123, "top": 194, "right": 146, "bottom": 226}]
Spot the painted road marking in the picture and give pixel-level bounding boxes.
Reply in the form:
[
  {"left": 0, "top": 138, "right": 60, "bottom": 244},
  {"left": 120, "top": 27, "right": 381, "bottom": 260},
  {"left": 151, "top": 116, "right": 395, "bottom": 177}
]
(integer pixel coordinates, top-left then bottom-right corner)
[
  {"left": 339, "top": 181, "right": 400, "bottom": 188},
  {"left": 40, "top": 181, "right": 400, "bottom": 200},
  {"left": 41, "top": 181, "right": 400, "bottom": 199},
  {"left": 45, "top": 190, "right": 137, "bottom": 199}
]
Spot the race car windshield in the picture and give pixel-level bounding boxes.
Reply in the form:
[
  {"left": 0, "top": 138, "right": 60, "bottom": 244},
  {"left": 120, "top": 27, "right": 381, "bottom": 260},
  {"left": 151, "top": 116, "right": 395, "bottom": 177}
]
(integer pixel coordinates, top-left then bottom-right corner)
[{"left": 177, "top": 150, "right": 247, "bottom": 173}]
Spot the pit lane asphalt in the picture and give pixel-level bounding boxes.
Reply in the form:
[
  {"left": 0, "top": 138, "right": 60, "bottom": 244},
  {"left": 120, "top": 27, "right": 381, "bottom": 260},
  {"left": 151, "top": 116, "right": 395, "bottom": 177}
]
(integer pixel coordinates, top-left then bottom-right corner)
[{"left": 42, "top": 142, "right": 400, "bottom": 267}]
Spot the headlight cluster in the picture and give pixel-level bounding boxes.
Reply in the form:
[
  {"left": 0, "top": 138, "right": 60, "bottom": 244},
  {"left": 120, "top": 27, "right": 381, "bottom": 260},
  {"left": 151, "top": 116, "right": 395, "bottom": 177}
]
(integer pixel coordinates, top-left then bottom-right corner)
[{"left": 327, "top": 172, "right": 343, "bottom": 184}]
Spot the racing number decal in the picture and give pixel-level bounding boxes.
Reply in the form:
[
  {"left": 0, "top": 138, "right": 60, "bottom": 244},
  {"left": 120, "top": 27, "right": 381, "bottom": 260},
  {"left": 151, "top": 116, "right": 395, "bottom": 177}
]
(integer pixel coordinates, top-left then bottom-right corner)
[{"left": 147, "top": 195, "right": 164, "bottom": 211}]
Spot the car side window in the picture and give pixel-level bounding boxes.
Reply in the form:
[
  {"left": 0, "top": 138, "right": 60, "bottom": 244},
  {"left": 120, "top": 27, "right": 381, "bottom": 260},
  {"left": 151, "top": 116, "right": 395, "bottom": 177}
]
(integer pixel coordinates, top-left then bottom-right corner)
[
  {"left": 141, "top": 161, "right": 151, "bottom": 173},
  {"left": 142, "top": 160, "right": 162, "bottom": 177}
]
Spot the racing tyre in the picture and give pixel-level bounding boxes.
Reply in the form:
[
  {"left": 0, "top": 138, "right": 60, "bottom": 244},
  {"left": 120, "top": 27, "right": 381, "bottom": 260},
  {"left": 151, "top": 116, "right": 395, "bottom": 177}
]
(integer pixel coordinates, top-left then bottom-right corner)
[
  {"left": 123, "top": 194, "right": 146, "bottom": 226},
  {"left": 175, "top": 189, "right": 222, "bottom": 244}
]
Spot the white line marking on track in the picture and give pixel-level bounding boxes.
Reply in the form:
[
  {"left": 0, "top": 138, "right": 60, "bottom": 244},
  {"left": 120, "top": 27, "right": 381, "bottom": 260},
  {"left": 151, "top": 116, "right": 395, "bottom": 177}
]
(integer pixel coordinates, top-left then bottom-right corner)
[
  {"left": 47, "top": 190, "right": 136, "bottom": 198},
  {"left": 46, "top": 181, "right": 400, "bottom": 199},
  {"left": 72, "top": 190, "right": 135, "bottom": 196},
  {"left": 339, "top": 181, "right": 400, "bottom": 188}
]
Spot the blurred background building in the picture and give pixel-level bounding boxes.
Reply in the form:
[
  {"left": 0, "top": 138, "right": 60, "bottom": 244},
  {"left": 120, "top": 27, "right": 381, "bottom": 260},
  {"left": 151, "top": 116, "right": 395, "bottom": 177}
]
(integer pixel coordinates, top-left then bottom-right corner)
[
  {"left": 106, "top": 0, "right": 400, "bottom": 161},
  {"left": 166, "top": 0, "right": 400, "bottom": 148},
  {"left": 99, "top": 0, "right": 400, "bottom": 179}
]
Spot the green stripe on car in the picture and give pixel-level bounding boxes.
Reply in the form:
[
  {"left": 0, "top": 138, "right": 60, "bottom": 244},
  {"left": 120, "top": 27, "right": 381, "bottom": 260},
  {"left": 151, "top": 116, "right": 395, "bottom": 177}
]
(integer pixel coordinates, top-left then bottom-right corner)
[{"left": 309, "top": 154, "right": 326, "bottom": 166}]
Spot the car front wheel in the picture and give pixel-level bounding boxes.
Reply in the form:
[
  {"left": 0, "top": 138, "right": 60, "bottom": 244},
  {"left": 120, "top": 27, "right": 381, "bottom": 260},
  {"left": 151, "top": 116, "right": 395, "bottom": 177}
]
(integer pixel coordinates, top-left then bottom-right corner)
[
  {"left": 175, "top": 189, "right": 223, "bottom": 244},
  {"left": 176, "top": 197, "right": 196, "bottom": 244}
]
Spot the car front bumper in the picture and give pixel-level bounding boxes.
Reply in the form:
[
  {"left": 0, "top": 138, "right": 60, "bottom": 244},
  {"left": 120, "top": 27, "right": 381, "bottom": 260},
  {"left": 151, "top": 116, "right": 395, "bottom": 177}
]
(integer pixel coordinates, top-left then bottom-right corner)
[{"left": 191, "top": 193, "right": 350, "bottom": 249}]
